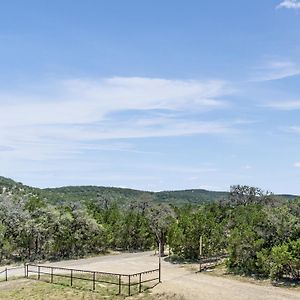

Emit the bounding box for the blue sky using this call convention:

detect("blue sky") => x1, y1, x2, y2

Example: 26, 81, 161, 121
1, 0, 300, 194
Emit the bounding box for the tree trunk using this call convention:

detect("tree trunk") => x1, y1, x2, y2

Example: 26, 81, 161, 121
159, 241, 165, 257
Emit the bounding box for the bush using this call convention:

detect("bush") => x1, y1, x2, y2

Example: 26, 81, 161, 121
269, 240, 300, 280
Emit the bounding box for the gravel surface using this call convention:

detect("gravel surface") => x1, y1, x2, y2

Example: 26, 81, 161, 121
1, 252, 299, 300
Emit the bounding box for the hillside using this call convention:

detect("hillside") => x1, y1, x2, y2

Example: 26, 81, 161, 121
0, 176, 298, 206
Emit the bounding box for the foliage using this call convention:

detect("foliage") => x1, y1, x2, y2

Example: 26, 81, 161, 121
168, 186, 300, 281
0, 177, 299, 282
168, 204, 226, 259
0, 193, 157, 263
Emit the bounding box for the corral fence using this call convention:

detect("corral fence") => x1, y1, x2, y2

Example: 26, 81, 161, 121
0, 266, 25, 282
25, 263, 161, 296
199, 254, 228, 271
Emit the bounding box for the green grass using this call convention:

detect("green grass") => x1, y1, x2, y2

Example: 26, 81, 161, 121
0, 279, 126, 300
26, 267, 159, 296
27, 272, 141, 296
0, 279, 184, 300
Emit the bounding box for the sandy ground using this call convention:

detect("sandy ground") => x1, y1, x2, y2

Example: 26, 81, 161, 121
1, 252, 300, 300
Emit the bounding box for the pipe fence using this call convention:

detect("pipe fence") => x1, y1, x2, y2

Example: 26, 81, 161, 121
0, 266, 25, 282
199, 254, 228, 271
25, 263, 160, 296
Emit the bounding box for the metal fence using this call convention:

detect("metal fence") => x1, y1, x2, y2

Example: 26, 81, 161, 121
0, 266, 25, 282
25, 263, 160, 296
199, 254, 228, 271
0, 268, 8, 281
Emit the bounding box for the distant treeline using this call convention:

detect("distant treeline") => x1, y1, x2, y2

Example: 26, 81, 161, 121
4, 175, 297, 207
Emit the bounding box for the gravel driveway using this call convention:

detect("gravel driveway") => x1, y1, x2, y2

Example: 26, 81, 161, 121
1, 252, 299, 300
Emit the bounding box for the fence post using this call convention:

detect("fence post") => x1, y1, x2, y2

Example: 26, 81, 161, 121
70, 270, 73, 286
118, 274, 121, 295
5, 268, 7, 281
51, 267, 53, 283
38, 266, 40, 280
199, 236, 203, 272
128, 275, 131, 296
26, 264, 28, 278
159, 257, 161, 283
93, 272, 95, 291
139, 273, 142, 293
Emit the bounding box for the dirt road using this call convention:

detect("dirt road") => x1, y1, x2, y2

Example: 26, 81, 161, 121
1, 252, 299, 300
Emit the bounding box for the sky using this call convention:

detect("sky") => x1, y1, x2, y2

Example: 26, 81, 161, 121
0, 0, 300, 194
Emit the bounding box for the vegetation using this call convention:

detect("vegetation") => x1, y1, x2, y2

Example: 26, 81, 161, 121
0, 279, 184, 300
0, 177, 299, 283
168, 185, 300, 281
0, 193, 157, 262
2, 176, 295, 207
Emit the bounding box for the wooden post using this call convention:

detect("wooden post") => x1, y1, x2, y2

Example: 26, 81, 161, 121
93, 272, 96, 291
5, 268, 7, 281
26, 264, 29, 278
199, 236, 203, 272
70, 270, 73, 286
38, 266, 40, 280
51, 267, 53, 283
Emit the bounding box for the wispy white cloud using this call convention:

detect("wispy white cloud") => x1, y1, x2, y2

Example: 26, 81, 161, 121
287, 126, 300, 134
0, 77, 229, 127
252, 60, 300, 81
0, 77, 233, 161
140, 164, 218, 174
293, 162, 300, 168
265, 100, 300, 110
277, 0, 300, 10
243, 165, 252, 170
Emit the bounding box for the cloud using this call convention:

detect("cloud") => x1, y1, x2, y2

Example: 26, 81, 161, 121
294, 162, 300, 168
243, 165, 252, 170
141, 164, 218, 174
277, 0, 300, 10
0, 77, 229, 127
252, 60, 300, 81
265, 100, 300, 110
0, 145, 14, 152
0, 77, 233, 161
288, 126, 300, 134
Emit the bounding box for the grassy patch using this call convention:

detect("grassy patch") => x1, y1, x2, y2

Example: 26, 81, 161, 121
0, 279, 124, 300
26, 267, 159, 296
0, 279, 183, 300
27, 273, 139, 296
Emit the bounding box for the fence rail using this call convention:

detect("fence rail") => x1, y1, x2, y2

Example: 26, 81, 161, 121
25, 263, 160, 296
0, 268, 7, 281
0, 266, 25, 282
199, 254, 228, 271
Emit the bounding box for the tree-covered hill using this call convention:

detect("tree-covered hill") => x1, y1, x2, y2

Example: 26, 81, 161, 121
0, 176, 36, 195
41, 185, 152, 205
154, 189, 228, 205
0, 176, 298, 206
